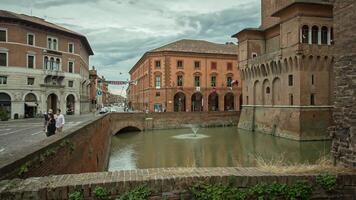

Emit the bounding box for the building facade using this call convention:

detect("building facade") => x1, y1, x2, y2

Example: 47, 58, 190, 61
89, 67, 109, 110
0, 10, 94, 119
233, 0, 334, 140
128, 39, 242, 113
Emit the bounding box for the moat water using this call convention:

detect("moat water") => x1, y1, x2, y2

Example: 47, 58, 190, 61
108, 127, 331, 171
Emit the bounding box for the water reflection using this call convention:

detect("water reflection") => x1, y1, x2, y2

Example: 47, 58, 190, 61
108, 127, 331, 171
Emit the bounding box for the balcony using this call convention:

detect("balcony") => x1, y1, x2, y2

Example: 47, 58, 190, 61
43, 69, 65, 78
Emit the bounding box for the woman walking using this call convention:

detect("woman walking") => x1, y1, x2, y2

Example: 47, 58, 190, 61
46, 113, 56, 137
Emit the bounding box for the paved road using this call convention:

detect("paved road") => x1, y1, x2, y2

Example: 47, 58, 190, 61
0, 113, 97, 164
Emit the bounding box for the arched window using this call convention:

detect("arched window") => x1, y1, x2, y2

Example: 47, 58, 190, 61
53, 39, 57, 50
302, 25, 309, 44
55, 58, 60, 71
330, 27, 334, 44
44, 56, 49, 70
47, 38, 52, 49
321, 26, 328, 44
312, 26, 319, 44
50, 57, 54, 70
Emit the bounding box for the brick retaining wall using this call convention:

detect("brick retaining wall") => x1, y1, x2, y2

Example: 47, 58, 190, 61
0, 168, 355, 199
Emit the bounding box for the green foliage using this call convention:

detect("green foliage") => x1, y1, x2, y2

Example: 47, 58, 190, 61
316, 173, 337, 192
0, 110, 10, 121
69, 191, 84, 200
117, 185, 151, 200
189, 181, 313, 200
18, 162, 30, 176
94, 186, 108, 199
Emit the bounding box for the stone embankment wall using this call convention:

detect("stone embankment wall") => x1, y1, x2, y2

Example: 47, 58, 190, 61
330, 1, 356, 167
0, 112, 240, 180
0, 168, 355, 200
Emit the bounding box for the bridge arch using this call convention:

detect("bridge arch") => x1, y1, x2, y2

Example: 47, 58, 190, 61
115, 126, 142, 135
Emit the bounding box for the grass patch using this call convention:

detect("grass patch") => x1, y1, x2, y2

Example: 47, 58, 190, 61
255, 155, 356, 174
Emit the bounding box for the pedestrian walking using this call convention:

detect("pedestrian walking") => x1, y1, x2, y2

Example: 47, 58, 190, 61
55, 109, 65, 133
46, 113, 56, 137
43, 109, 53, 132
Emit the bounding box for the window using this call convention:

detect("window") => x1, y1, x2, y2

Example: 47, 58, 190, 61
311, 74, 314, 85
302, 25, 309, 44
252, 52, 258, 58
44, 56, 49, 69
154, 104, 162, 112
227, 77, 233, 87
27, 33, 35, 46
288, 74, 293, 86
0, 76, 7, 84
27, 55, 35, 69
156, 92, 160, 97
266, 87, 271, 94
177, 75, 183, 87
194, 61, 200, 69
211, 62, 217, 70
47, 37, 58, 50
177, 60, 183, 68
68, 80, 74, 87
310, 94, 315, 105
194, 76, 200, 87
227, 62, 233, 71
330, 28, 334, 44
50, 57, 54, 70
155, 60, 161, 68
290, 94, 294, 105
246, 96, 249, 104
27, 77, 34, 85
68, 43, 74, 53
312, 26, 319, 44
155, 75, 161, 88
211, 76, 216, 87
0, 29, 6, 42
0, 52, 7, 66
68, 61, 74, 73
321, 26, 328, 45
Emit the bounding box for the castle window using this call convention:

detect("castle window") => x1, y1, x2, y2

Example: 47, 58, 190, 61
211, 76, 216, 87
0, 29, 7, 42
288, 74, 293, 86
27, 55, 35, 69
321, 26, 328, 45
312, 26, 319, 44
194, 61, 200, 69
68, 43, 74, 53
68, 61, 74, 73
227, 77, 233, 87
302, 25, 309, 44
194, 76, 200, 87
227, 62, 233, 71
177, 75, 183, 87
27, 33, 35, 46
177, 60, 183, 68
266, 87, 270, 94
155, 75, 161, 88
310, 94, 315, 105
211, 62, 217, 70
290, 94, 294, 105
155, 60, 161, 68
0, 52, 7, 66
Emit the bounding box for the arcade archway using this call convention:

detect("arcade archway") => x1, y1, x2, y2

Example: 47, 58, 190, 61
66, 94, 75, 115
174, 92, 186, 112
47, 93, 58, 113
208, 92, 219, 111
24, 93, 37, 118
0, 92, 11, 119
224, 93, 235, 111
191, 92, 203, 112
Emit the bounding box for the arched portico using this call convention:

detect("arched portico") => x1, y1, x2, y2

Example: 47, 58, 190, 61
0, 92, 11, 119
191, 92, 203, 112
224, 92, 234, 111
66, 94, 75, 115
174, 92, 186, 112
24, 93, 38, 118
208, 92, 219, 111
47, 93, 58, 113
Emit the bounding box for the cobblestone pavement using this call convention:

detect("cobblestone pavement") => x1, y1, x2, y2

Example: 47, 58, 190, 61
0, 113, 98, 164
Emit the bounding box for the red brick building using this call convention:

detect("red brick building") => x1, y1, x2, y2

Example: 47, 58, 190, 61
128, 39, 242, 113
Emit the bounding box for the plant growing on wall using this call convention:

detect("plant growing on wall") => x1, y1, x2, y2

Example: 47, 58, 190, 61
117, 185, 151, 200
316, 173, 337, 192
0, 110, 10, 121
94, 186, 108, 199
69, 191, 84, 200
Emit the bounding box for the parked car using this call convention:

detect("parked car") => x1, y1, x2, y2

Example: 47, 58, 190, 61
99, 107, 109, 114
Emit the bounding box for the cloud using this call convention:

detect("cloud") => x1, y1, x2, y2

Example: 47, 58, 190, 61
0, 0, 261, 96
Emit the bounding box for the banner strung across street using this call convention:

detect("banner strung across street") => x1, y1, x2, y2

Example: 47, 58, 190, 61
103, 80, 138, 85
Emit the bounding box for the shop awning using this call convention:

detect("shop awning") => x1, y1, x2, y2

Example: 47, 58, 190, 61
25, 102, 37, 107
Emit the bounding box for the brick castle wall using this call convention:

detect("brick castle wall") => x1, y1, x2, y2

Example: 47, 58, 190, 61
330, 0, 356, 167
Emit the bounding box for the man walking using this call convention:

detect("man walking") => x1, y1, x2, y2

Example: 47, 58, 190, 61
56, 109, 65, 133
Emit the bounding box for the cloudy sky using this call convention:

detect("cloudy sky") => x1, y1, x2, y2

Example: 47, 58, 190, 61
1, 0, 261, 95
